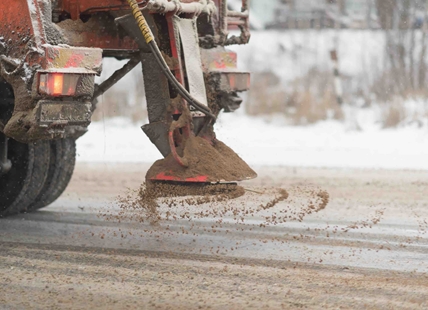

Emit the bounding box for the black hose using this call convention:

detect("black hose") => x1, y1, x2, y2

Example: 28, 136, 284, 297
148, 41, 216, 119
126, 0, 216, 121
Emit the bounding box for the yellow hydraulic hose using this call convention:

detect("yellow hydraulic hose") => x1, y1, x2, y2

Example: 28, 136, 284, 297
126, 0, 154, 44
125, 0, 216, 120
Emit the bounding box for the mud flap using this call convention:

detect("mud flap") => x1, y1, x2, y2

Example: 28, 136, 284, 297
173, 17, 208, 110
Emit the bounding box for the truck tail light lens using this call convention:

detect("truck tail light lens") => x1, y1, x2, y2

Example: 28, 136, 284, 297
39, 73, 81, 97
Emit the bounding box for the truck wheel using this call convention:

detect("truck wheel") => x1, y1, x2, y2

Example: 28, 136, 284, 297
29, 138, 76, 211
0, 135, 50, 217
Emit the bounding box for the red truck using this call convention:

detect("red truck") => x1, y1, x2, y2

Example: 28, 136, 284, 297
0, 0, 255, 217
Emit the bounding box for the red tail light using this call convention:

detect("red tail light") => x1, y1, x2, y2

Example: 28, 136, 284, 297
39, 73, 81, 97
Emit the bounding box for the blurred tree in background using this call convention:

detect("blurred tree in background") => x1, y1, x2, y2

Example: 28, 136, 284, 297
372, 0, 428, 100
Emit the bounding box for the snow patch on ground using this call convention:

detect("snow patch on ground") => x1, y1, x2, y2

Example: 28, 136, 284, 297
77, 113, 428, 170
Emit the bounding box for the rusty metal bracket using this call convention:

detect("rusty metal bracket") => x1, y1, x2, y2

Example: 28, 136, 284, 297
146, 0, 217, 16
93, 56, 140, 100
0, 49, 40, 77
168, 113, 191, 168
200, 0, 250, 48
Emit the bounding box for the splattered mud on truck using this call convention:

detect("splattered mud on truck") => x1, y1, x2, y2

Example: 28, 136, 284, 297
0, 0, 255, 216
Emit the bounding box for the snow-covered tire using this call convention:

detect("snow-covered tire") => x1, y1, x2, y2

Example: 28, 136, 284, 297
29, 138, 76, 211
0, 134, 51, 217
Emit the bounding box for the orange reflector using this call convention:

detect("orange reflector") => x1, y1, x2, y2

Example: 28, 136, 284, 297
52, 73, 64, 96
38, 73, 82, 97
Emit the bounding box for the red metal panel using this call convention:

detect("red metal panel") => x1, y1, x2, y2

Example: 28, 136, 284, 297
150, 172, 209, 183
60, 26, 139, 50
55, 0, 140, 50
0, 0, 34, 57
41, 45, 102, 73
60, 0, 124, 20
166, 13, 185, 84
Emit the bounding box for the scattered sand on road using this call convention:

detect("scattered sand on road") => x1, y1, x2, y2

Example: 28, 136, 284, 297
100, 181, 329, 231
2, 243, 428, 310
3, 164, 428, 309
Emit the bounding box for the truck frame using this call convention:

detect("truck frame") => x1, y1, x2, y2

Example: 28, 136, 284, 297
0, 0, 254, 217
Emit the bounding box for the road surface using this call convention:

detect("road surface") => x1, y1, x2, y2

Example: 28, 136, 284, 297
1, 163, 428, 309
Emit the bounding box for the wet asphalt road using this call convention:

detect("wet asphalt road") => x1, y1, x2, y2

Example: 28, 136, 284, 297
1, 163, 428, 309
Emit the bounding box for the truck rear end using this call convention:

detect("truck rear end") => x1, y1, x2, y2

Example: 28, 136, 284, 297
0, 0, 255, 216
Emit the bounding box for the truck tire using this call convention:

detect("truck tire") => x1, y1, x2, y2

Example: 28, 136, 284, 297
29, 138, 76, 211
0, 134, 50, 217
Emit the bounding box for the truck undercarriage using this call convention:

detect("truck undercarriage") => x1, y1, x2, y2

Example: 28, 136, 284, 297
0, 0, 255, 216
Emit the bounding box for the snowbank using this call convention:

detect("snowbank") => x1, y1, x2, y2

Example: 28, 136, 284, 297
77, 112, 428, 170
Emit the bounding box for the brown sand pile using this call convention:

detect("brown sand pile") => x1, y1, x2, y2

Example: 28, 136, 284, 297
146, 137, 257, 182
